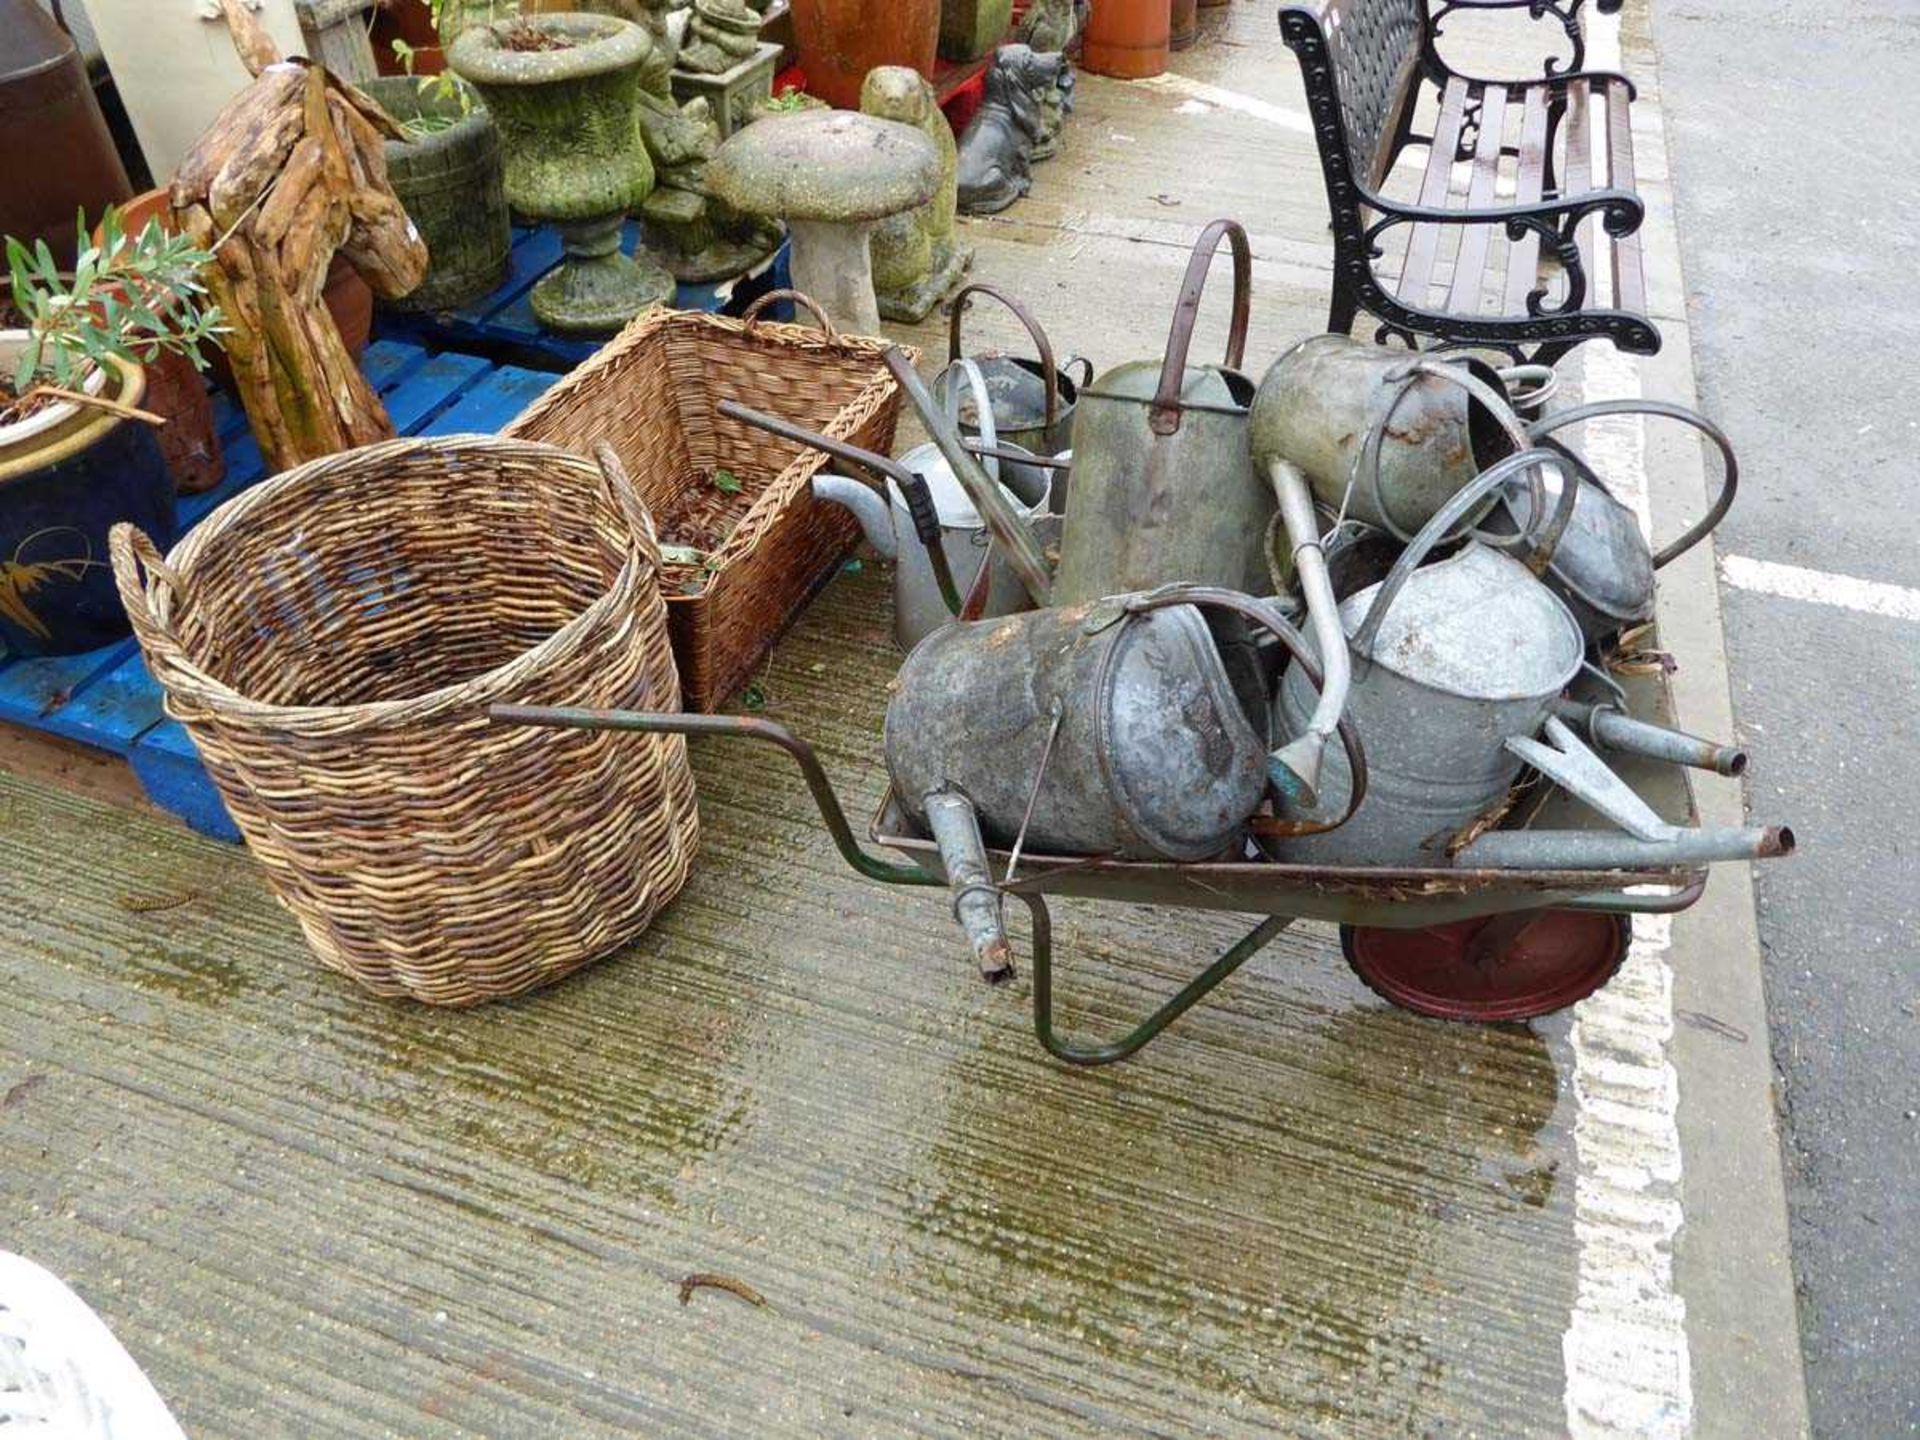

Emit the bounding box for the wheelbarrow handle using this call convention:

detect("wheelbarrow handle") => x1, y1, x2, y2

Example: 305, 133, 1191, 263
718, 398, 964, 619
487, 705, 944, 889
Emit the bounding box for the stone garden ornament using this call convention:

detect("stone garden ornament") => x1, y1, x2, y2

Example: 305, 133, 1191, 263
706, 109, 939, 337
860, 66, 974, 324
956, 44, 1072, 214
632, 32, 782, 282
677, 0, 762, 73
448, 11, 675, 334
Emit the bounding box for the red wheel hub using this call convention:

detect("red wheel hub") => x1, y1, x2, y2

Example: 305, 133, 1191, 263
1340, 910, 1632, 1022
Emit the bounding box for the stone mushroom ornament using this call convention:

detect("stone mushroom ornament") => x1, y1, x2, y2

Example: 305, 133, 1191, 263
706, 109, 940, 337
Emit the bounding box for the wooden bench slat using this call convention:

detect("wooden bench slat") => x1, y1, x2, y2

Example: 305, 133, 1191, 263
1502, 86, 1552, 315
1396, 77, 1472, 310
1446, 83, 1510, 315
1561, 79, 1598, 310
1606, 81, 1647, 317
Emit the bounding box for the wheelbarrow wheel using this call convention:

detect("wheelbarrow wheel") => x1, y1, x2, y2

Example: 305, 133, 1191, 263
1339, 910, 1632, 1022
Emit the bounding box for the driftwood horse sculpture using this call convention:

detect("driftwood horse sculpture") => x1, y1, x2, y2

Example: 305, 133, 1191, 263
171, 0, 427, 471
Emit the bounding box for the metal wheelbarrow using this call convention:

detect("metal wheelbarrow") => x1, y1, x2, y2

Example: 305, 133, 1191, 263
493, 660, 1785, 1066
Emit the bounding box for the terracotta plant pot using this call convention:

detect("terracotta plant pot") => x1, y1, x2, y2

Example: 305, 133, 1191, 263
1081, 0, 1169, 78
789, 0, 939, 110
0, 0, 132, 268
358, 77, 512, 312
0, 344, 173, 656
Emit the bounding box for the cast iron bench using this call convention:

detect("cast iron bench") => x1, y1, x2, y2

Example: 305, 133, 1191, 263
1280, 0, 1658, 364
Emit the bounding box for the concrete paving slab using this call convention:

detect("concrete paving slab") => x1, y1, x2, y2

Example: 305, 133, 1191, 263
0, 2, 1810, 1435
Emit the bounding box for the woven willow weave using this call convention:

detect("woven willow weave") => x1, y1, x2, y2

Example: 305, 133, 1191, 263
110, 435, 700, 1006
505, 290, 911, 711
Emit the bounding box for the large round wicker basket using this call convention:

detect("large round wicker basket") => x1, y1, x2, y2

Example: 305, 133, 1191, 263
109, 435, 700, 1006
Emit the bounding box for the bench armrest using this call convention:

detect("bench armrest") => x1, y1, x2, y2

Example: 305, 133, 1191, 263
1364, 186, 1646, 238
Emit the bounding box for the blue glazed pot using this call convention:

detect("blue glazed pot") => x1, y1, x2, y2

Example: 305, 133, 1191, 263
0, 352, 175, 657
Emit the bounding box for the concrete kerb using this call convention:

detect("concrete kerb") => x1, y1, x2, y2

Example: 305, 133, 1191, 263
1623, 3, 1813, 1431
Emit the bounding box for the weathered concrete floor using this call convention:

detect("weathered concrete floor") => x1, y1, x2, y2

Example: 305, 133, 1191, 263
0, 563, 1579, 1438
0, 6, 1666, 1436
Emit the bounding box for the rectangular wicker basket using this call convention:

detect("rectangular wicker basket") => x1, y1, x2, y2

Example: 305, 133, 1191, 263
505, 292, 912, 711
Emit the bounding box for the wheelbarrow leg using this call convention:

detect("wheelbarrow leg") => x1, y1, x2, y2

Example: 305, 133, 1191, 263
1017, 893, 1295, 1066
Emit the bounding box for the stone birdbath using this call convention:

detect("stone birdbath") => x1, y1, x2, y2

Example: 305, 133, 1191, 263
448, 12, 675, 334
706, 109, 940, 337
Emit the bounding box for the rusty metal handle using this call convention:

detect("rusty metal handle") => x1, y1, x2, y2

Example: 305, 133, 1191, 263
718, 398, 963, 618
1149, 218, 1252, 436
1527, 399, 1738, 569
1351, 446, 1577, 662
488, 706, 944, 888
1357, 358, 1542, 551
947, 281, 1061, 432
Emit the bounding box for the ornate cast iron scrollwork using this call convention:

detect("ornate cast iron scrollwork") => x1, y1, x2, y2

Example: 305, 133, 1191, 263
1428, 0, 1590, 77
1279, 1, 1660, 364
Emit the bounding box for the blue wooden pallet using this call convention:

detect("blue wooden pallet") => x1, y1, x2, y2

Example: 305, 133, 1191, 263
376, 222, 793, 372
0, 339, 559, 843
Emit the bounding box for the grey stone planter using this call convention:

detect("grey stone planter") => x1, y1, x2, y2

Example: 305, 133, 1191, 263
360, 76, 511, 313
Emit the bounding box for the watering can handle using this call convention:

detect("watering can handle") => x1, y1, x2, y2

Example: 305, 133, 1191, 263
1357, 358, 1539, 551
943, 357, 1001, 485
1527, 399, 1738, 569
1117, 584, 1371, 836
1149, 218, 1252, 437
1350, 446, 1578, 662
948, 282, 1062, 433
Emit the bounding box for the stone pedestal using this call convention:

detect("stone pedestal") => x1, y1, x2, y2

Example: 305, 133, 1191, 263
670, 40, 781, 137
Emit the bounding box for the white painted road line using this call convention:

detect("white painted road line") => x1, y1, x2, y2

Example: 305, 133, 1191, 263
1719, 554, 1920, 625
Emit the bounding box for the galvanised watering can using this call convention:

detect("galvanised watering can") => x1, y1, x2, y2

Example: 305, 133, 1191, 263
1266, 448, 1584, 867
1248, 337, 1523, 537
811, 359, 1055, 649
1051, 219, 1267, 605
1490, 399, 1739, 647
932, 282, 1091, 469
884, 585, 1361, 864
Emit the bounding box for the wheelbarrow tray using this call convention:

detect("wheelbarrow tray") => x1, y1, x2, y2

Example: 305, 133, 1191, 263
871, 666, 1706, 930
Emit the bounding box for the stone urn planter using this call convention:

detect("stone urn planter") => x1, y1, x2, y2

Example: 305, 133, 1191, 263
447, 12, 675, 334
359, 76, 512, 312
788, 0, 939, 110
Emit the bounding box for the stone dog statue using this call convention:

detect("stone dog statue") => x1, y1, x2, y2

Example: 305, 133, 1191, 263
956, 45, 1070, 215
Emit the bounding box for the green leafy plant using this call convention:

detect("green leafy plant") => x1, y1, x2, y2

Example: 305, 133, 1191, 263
4, 209, 224, 405
711, 468, 744, 495
390, 39, 477, 137
764, 86, 812, 112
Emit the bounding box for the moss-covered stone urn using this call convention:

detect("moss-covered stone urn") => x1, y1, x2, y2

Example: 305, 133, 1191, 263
447, 12, 675, 333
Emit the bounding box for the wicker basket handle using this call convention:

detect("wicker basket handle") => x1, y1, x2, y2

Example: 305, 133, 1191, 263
740, 288, 838, 338
591, 443, 661, 570
108, 522, 188, 644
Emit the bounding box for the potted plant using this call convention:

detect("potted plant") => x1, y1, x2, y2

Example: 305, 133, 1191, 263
0, 211, 222, 656
360, 57, 513, 312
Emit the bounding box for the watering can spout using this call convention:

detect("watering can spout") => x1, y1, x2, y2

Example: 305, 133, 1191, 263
1267, 736, 1323, 810
922, 789, 1015, 984
1264, 458, 1346, 809
810, 474, 898, 559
